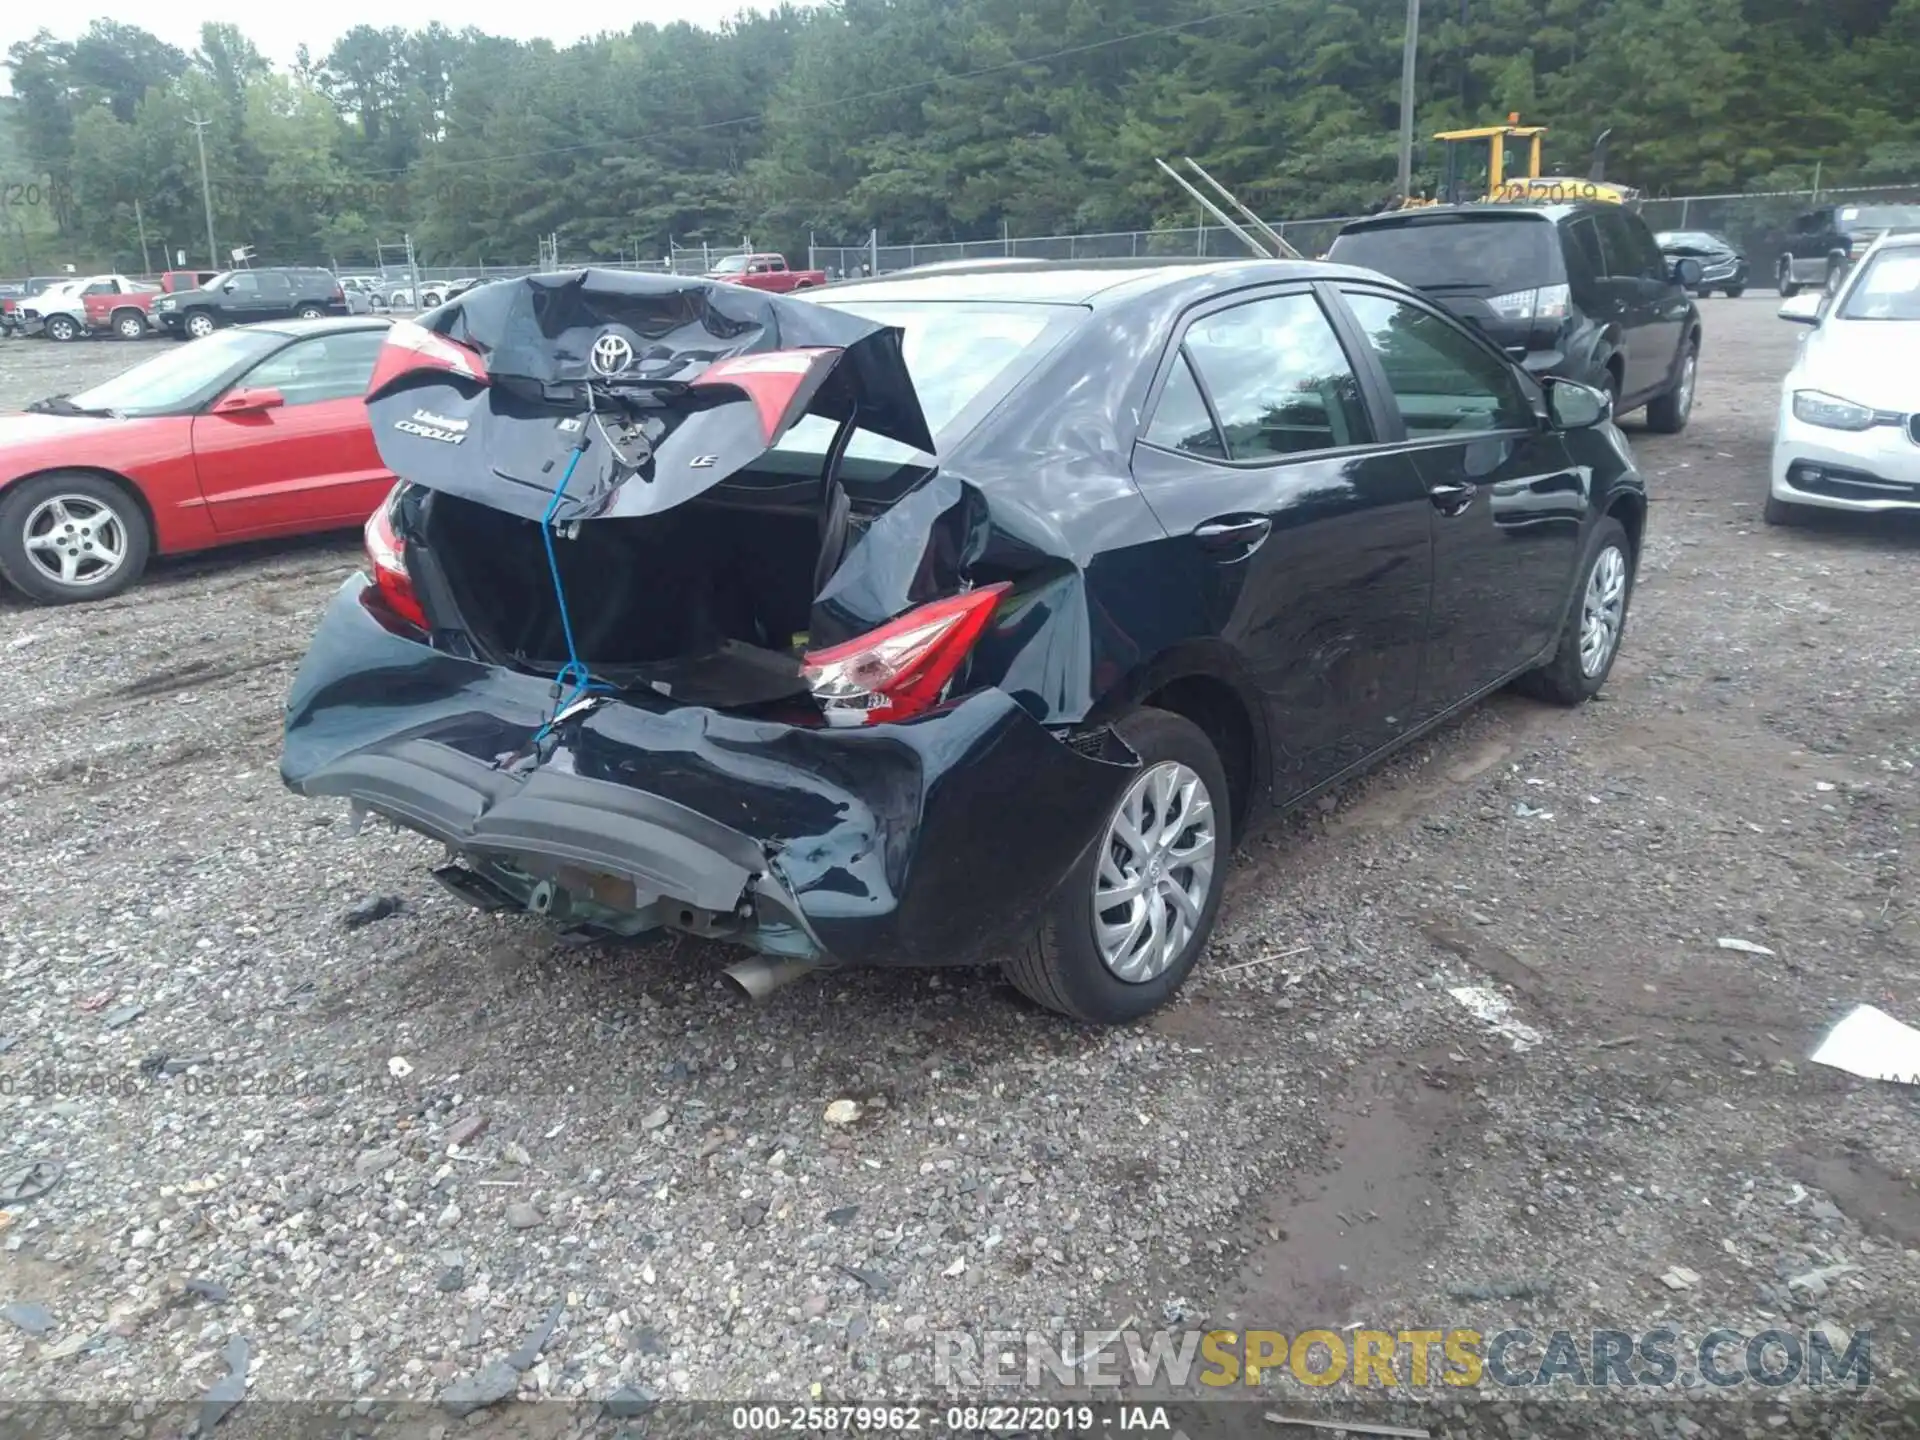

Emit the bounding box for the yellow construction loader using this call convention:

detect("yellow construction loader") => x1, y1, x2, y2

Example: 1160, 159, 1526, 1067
1402, 115, 1637, 208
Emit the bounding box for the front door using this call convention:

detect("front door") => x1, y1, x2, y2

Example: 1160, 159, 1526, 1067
1128, 286, 1434, 796
192, 329, 392, 535
1334, 285, 1587, 711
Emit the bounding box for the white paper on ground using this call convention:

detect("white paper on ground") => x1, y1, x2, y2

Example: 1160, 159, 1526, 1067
1448, 985, 1543, 1052
1809, 1005, 1920, 1084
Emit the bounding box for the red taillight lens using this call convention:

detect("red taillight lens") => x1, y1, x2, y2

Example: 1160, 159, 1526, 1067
362, 488, 427, 631
366, 319, 489, 400
800, 584, 1009, 727
692, 348, 838, 444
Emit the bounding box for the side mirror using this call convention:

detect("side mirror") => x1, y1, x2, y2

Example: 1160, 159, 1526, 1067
1546, 379, 1610, 430
1672, 257, 1704, 288
211, 386, 285, 415
1778, 291, 1824, 326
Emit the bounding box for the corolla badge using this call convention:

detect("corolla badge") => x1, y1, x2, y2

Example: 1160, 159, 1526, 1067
590, 332, 635, 376
394, 409, 468, 445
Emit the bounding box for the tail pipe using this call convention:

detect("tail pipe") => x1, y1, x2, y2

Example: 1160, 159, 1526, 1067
722, 954, 826, 1001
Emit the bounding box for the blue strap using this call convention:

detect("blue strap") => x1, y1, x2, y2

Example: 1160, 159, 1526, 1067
532, 441, 611, 743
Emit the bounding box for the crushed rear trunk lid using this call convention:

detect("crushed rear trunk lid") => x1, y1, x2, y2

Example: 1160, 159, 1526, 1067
365, 268, 934, 526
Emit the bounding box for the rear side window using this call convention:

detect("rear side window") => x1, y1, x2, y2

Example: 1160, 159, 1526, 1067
1329, 218, 1555, 291
1564, 217, 1605, 282
1341, 291, 1536, 437
1177, 293, 1372, 459
1144, 352, 1227, 459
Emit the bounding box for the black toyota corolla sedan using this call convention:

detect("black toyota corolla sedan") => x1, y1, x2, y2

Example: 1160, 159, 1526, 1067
281, 263, 1645, 1024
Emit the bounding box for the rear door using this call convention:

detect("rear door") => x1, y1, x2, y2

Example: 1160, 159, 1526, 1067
1591, 207, 1663, 399
192, 329, 392, 535
1334, 284, 1585, 709
1128, 285, 1434, 792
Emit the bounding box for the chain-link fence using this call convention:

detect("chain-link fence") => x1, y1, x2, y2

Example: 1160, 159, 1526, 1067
809, 182, 1920, 281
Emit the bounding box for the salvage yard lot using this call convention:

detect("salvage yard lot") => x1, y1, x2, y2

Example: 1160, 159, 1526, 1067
1, 305, 1917, 1432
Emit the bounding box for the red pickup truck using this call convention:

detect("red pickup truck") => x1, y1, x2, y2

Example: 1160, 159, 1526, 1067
85, 270, 218, 338
704, 253, 827, 292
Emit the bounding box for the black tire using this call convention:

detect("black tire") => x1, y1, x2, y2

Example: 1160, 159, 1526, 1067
44, 314, 79, 342
1004, 707, 1231, 1024
184, 309, 218, 339
0, 471, 152, 604
1725, 286, 1745, 298
1777, 259, 1799, 298
295, 304, 326, 320
1643, 337, 1697, 435
1513, 516, 1634, 707
1764, 494, 1808, 527
112, 309, 146, 340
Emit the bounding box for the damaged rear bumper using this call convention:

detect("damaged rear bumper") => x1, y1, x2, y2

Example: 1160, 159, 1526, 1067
282, 577, 1138, 968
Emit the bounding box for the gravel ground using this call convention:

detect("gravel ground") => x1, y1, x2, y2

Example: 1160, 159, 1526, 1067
0, 309, 1916, 1437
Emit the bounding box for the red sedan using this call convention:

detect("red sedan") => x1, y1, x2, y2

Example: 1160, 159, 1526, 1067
0, 317, 395, 604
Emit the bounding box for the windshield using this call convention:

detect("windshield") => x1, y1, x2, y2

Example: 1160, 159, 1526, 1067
1840, 206, 1920, 230
774, 299, 1066, 464
66, 328, 287, 416
710, 255, 751, 275
1656, 232, 1723, 250
1329, 217, 1555, 290
1836, 246, 1920, 321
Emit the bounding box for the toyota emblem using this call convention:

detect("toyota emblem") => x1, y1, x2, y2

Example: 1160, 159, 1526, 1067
589, 332, 635, 377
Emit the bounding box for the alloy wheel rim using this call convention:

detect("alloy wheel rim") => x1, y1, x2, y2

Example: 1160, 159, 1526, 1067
23, 494, 128, 588
1092, 760, 1217, 983
1676, 352, 1696, 416
187, 314, 214, 337
1579, 545, 1628, 678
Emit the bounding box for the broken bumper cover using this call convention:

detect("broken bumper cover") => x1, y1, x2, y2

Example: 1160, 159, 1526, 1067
282, 577, 1137, 969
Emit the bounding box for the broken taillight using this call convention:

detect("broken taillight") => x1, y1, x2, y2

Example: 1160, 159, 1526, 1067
362, 487, 427, 631
366, 319, 488, 400
801, 584, 1009, 727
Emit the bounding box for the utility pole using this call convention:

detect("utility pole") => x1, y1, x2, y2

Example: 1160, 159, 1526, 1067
134, 197, 152, 275
1397, 0, 1421, 201
189, 116, 219, 269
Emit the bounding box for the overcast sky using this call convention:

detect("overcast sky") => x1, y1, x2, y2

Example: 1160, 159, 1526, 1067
4, 1, 803, 74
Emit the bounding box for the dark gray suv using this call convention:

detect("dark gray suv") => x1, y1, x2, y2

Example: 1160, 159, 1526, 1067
1328, 202, 1703, 432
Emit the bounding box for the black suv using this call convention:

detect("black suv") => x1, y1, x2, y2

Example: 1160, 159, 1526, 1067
1776, 203, 1920, 297
153, 267, 347, 340
1327, 202, 1703, 432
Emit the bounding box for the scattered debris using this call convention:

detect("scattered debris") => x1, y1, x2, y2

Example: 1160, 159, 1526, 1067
76, 988, 114, 1011
439, 1360, 519, 1417
99, 1004, 144, 1029
1716, 936, 1776, 957
823, 1099, 862, 1126
342, 894, 404, 929
1445, 1278, 1552, 1303
38, 1330, 98, 1362
837, 1263, 893, 1295
1660, 1266, 1701, 1291
182, 1279, 230, 1303
387, 1055, 414, 1079
355, 1147, 403, 1177
502, 1141, 532, 1167
603, 1384, 656, 1420
191, 1335, 250, 1434
824, 1205, 859, 1227
1787, 1262, 1860, 1291
1810, 1005, 1920, 1084
505, 1202, 544, 1230
446, 1114, 489, 1149
942, 1256, 966, 1278
0, 1160, 65, 1206
640, 1106, 670, 1131
1513, 802, 1555, 821
1265, 1414, 1430, 1438
1, 1302, 54, 1336
1597, 1035, 1640, 1050
1216, 943, 1311, 976
505, 1302, 562, 1371
1448, 986, 1543, 1052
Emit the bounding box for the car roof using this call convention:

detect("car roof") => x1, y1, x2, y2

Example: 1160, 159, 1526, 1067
818, 256, 1361, 307
243, 316, 390, 339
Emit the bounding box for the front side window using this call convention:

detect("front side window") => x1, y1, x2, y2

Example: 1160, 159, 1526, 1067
1176, 293, 1371, 460
67, 329, 287, 416
1342, 291, 1536, 438
1836, 247, 1920, 321
238, 330, 387, 406
224, 273, 259, 295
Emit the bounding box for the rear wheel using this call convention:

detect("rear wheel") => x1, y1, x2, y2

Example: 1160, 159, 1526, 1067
295, 303, 326, 320
1764, 494, 1809, 527
0, 472, 152, 604
1644, 339, 1697, 434
113, 309, 146, 339
45, 314, 79, 342
184, 309, 217, 339
1776, 258, 1799, 298
1004, 707, 1229, 1024
1514, 517, 1633, 706
1725, 285, 1745, 298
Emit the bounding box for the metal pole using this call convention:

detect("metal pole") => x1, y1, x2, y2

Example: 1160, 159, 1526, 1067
189, 115, 219, 268
1397, 0, 1421, 201
869, 227, 878, 275
134, 197, 152, 275
1811, 159, 1822, 206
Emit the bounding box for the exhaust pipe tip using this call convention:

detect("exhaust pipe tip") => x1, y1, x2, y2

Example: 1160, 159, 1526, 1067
722, 954, 824, 1002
